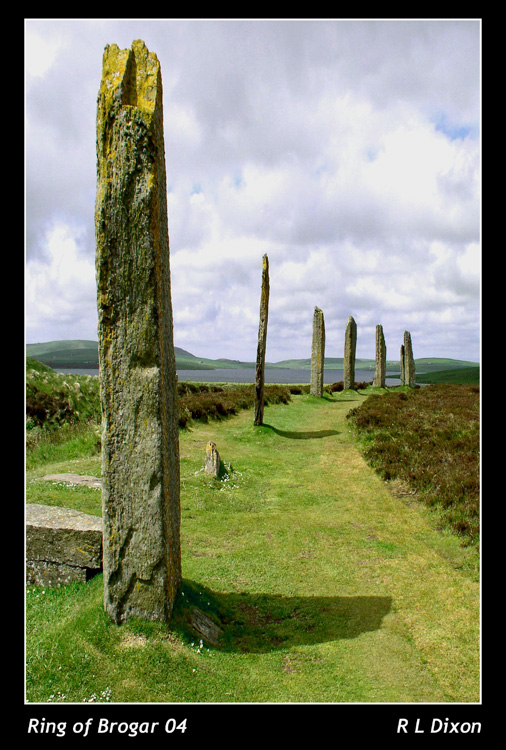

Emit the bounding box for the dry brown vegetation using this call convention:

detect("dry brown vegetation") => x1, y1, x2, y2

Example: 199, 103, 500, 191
177, 382, 292, 428
347, 384, 480, 547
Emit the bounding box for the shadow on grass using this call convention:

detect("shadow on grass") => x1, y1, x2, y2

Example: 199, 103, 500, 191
175, 579, 392, 654
262, 423, 339, 440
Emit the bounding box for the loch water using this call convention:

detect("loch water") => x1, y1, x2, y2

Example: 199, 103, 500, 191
57, 366, 402, 386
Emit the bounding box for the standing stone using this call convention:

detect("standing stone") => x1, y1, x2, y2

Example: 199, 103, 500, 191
344, 316, 357, 389
373, 324, 387, 388
95, 40, 181, 624
401, 331, 416, 387
254, 254, 270, 426
205, 441, 221, 478
310, 307, 325, 397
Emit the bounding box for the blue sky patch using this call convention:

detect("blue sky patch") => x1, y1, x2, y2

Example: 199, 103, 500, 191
433, 114, 478, 141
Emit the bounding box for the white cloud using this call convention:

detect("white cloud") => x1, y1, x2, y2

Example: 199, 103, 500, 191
25, 222, 97, 342
25, 19, 481, 362
457, 242, 480, 281
25, 28, 68, 78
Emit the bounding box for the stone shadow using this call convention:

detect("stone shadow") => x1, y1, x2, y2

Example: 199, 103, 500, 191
177, 579, 392, 654
262, 424, 339, 440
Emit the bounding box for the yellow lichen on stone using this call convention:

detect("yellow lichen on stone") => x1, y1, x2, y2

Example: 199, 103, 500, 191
99, 44, 131, 102
130, 40, 161, 115
96, 39, 180, 626
98, 40, 160, 119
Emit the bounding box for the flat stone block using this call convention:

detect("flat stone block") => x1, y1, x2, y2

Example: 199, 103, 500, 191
26, 503, 103, 571
26, 559, 89, 587
43, 473, 102, 488
191, 607, 223, 646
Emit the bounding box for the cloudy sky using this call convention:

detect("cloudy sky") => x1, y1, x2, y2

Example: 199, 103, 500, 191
25, 19, 481, 363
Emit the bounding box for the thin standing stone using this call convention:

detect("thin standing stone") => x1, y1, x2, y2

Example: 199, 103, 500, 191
310, 307, 325, 397
344, 316, 357, 389
402, 331, 416, 387
373, 324, 387, 388
254, 254, 270, 426
95, 40, 181, 624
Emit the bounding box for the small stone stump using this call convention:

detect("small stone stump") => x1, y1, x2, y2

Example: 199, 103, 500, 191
205, 441, 222, 478
26, 504, 103, 586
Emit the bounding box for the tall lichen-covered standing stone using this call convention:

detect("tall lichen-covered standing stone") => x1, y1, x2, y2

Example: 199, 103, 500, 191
344, 316, 357, 389
254, 254, 270, 426
373, 324, 386, 388
95, 40, 181, 624
401, 331, 416, 387
310, 307, 325, 397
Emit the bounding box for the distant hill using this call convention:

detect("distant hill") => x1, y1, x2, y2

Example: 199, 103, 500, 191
25, 340, 210, 370
415, 367, 480, 385
413, 358, 479, 372
271, 357, 393, 370
26, 340, 100, 368
26, 340, 479, 374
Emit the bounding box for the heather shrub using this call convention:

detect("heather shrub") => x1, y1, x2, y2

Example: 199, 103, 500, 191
26, 359, 101, 430
347, 384, 480, 547
178, 384, 292, 428
329, 381, 370, 393
288, 385, 310, 395
26, 359, 294, 438
329, 381, 344, 392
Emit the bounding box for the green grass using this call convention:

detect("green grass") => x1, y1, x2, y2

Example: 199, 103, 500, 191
25, 387, 480, 704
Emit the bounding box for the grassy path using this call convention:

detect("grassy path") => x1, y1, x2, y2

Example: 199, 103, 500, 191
25, 393, 480, 703
176, 392, 479, 702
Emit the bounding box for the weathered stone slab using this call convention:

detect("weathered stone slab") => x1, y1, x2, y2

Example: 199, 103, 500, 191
205, 441, 221, 478
310, 307, 325, 397
254, 254, 270, 426
191, 607, 223, 646
26, 504, 103, 586
43, 473, 102, 488
373, 324, 386, 388
344, 315, 357, 389
95, 40, 181, 624
26, 560, 89, 586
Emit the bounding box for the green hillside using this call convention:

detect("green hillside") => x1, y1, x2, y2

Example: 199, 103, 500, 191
26, 340, 479, 375
414, 358, 479, 372
26, 340, 98, 355
26, 341, 215, 371
416, 367, 480, 385
26, 340, 99, 368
